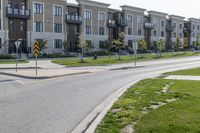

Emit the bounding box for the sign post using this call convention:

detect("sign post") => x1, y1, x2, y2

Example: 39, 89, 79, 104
15, 40, 21, 72
133, 41, 138, 67
33, 41, 39, 76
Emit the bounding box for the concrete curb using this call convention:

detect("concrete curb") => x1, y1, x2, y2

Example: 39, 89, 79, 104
71, 73, 160, 133
0, 71, 90, 79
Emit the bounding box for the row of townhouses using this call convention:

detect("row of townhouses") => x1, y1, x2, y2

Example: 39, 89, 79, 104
0, 0, 200, 55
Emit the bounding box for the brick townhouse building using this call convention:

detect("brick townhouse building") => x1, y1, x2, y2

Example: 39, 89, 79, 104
0, 0, 200, 55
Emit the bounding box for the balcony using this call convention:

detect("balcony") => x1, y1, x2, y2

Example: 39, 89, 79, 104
107, 19, 116, 28
166, 25, 175, 32
6, 7, 30, 19
184, 27, 193, 33
117, 19, 128, 27
144, 22, 154, 29
66, 15, 82, 24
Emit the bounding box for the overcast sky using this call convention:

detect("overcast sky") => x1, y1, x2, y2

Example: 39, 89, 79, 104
68, 0, 200, 19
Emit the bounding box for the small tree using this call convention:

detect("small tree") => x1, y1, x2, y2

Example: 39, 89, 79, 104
102, 40, 113, 58
40, 39, 48, 55
157, 39, 166, 57
78, 34, 93, 62
138, 38, 147, 57
111, 32, 125, 59
63, 40, 70, 55
175, 37, 180, 52
195, 34, 200, 52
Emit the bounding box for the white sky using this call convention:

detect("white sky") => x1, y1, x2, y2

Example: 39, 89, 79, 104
68, 0, 200, 19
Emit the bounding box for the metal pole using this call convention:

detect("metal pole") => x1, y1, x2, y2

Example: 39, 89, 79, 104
36, 56, 38, 76
16, 48, 18, 72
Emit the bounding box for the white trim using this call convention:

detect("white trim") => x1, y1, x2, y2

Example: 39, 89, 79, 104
1, 0, 3, 31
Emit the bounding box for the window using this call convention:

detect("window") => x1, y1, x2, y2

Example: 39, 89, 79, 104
138, 29, 142, 36
161, 21, 165, 27
193, 33, 195, 37
127, 15, 133, 23
180, 33, 183, 38
161, 31, 165, 37
9, 20, 14, 32
54, 39, 62, 49
180, 24, 183, 29
34, 3, 43, 14
0, 19, 1, 30
173, 23, 176, 29
84, 10, 91, 20
34, 22, 43, 32
20, 21, 24, 32
99, 41, 105, 49
173, 32, 176, 38
193, 25, 195, 30
85, 26, 91, 35
128, 28, 132, 35
98, 13, 105, 21
154, 30, 157, 37
54, 6, 62, 16
137, 16, 143, 36
54, 23, 62, 33
198, 25, 200, 30
128, 40, 133, 49
99, 27, 105, 35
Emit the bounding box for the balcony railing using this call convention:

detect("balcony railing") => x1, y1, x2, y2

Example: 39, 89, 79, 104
66, 15, 82, 24
166, 25, 175, 32
6, 7, 30, 19
144, 22, 154, 29
117, 19, 128, 27
107, 19, 116, 28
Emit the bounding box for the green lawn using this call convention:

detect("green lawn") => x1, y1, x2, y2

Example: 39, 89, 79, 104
165, 68, 200, 76
0, 60, 29, 64
96, 79, 200, 133
52, 52, 198, 67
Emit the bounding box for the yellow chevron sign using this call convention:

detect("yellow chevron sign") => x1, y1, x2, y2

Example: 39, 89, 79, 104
33, 41, 39, 57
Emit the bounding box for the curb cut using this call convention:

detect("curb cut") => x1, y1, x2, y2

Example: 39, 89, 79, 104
0, 71, 90, 79
71, 73, 160, 133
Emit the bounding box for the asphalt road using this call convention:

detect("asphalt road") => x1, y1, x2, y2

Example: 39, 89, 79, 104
1, 57, 200, 133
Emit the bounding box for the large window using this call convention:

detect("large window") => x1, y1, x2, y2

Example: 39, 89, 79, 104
20, 21, 24, 32
99, 41, 105, 49
34, 3, 43, 14
54, 23, 62, 33
34, 22, 43, 32
128, 28, 132, 35
161, 21, 165, 27
154, 30, 157, 37
54, 6, 62, 16
84, 10, 91, 20
161, 31, 165, 37
99, 27, 105, 35
127, 15, 133, 23
9, 20, 14, 32
54, 39, 62, 49
137, 16, 143, 36
85, 26, 91, 35
98, 13, 105, 21
180, 24, 183, 29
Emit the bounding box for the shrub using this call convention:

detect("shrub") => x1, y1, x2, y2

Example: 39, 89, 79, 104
0, 54, 14, 59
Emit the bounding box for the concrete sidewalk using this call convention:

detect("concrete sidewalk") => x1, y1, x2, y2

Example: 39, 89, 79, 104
165, 75, 200, 81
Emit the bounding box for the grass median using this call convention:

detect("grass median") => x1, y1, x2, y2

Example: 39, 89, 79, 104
165, 68, 200, 76
96, 78, 200, 133
52, 52, 198, 67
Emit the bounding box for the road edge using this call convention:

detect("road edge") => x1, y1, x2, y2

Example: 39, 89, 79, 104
71, 73, 160, 133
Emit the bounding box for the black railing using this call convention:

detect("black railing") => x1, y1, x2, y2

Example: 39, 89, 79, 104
144, 22, 154, 29
66, 15, 82, 24
6, 7, 30, 19
117, 19, 128, 27
166, 25, 175, 32
107, 19, 116, 28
